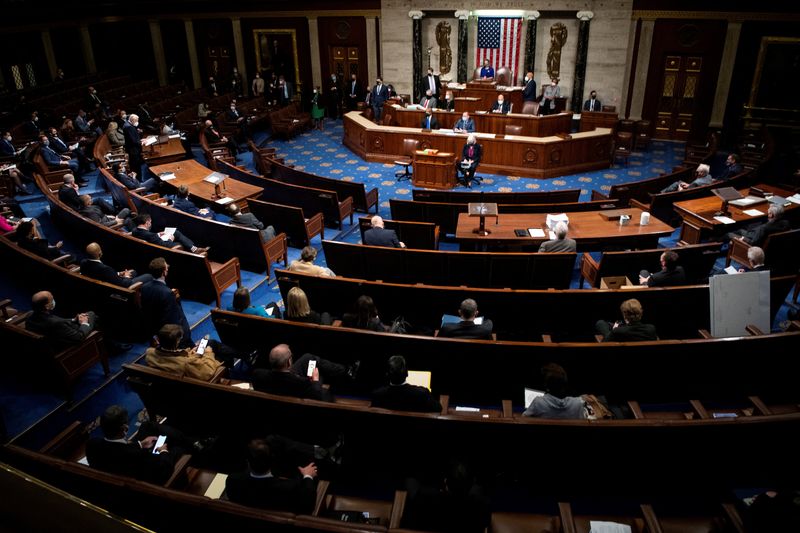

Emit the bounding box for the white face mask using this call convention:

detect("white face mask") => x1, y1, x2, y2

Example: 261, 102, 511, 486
497, 100, 503, 105
49, 299, 56, 311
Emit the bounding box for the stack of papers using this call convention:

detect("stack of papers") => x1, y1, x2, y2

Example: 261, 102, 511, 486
713, 215, 736, 224
143, 135, 158, 146
231, 382, 252, 390
158, 172, 176, 181
215, 197, 234, 205
407, 370, 432, 391
524, 388, 545, 408
204, 473, 229, 499
724, 266, 740, 275
159, 227, 177, 241
589, 521, 632, 533
455, 406, 480, 412
545, 213, 569, 231
204, 172, 226, 184
527, 228, 546, 238
742, 208, 764, 217
787, 193, 800, 205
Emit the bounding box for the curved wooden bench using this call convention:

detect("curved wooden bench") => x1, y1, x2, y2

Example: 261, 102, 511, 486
412, 188, 581, 204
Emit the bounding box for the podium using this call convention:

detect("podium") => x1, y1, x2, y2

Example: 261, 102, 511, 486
412, 150, 457, 189
468, 202, 499, 236
580, 110, 619, 133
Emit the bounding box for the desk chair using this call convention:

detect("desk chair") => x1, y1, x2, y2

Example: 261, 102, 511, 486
394, 138, 419, 181
613, 132, 633, 167
457, 160, 482, 188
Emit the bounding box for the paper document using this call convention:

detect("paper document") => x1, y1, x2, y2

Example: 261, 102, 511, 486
545, 213, 569, 231
713, 216, 736, 224
231, 382, 252, 390
69, 143, 79, 151
527, 228, 545, 238
160, 227, 176, 241
77, 456, 89, 466
724, 266, 739, 275
143, 135, 158, 146
455, 406, 480, 412
589, 521, 632, 533
204, 171, 226, 184
743, 209, 764, 217
548, 230, 556, 240
767, 196, 786, 205
215, 196, 234, 205
787, 194, 800, 205
524, 388, 545, 408
729, 196, 763, 207
158, 172, 176, 181
204, 473, 229, 499
168, 133, 181, 139
712, 412, 738, 418
407, 370, 432, 391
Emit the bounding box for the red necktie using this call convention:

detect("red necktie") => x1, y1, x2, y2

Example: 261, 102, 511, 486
468, 146, 474, 158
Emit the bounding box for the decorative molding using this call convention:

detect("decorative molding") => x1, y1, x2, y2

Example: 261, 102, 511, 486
631, 10, 800, 22
576, 11, 594, 22
454, 10, 470, 20
408, 10, 424, 20
526, 11, 541, 21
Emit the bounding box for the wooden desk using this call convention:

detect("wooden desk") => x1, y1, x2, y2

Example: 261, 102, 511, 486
580, 111, 619, 133
412, 151, 456, 189
455, 208, 673, 251
449, 83, 524, 112
150, 159, 263, 210
388, 107, 572, 137
143, 138, 186, 166
673, 184, 799, 244
343, 111, 612, 179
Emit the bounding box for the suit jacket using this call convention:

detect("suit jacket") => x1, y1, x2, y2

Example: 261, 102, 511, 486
717, 163, 744, 181
173, 196, 207, 217
79, 204, 115, 226
204, 128, 224, 144
132, 227, 178, 249
420, 115, 439, 130
371, 84, 389, 107
648, 266, 686, 287
231, 212, 264, 231
80, 258, 148, 288
348, 79, 363, 99
419, 96, 438, 110
538, 238, 577, 253
604, 321, 658, 342
41, 145, 64, 167
252, 369, 332, 402
145, 346, 221, 381
122, 122, 142, 157
522, 79, 537, 101
0, 138, 15, 156
421, 74, 441, 99
225, 472, 317, 514
491, 101, 510, 114
583, 98, 602, 112
225, 108, 243, 122
18, 237, 61, 260
107, 129, 126, 147
58, 185, 82, 211
279, 82, 294, 104
363, 227, 401, 248
372, 384, 442, 413
454, 118, 475, 133
744, 218, 790, 246
116, 171, 141, 190
25, 311, 94, 348
49, 136, 70, 154
437, 319, 494, 340
140, 279, 192, 343
461, 143, 482, 167
85, 438, 175, 485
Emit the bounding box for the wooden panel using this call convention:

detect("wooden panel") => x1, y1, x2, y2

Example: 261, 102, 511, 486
391, 107, 572, 137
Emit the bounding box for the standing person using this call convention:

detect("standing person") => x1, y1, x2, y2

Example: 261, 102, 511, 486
310, 87, 325, 131
278, 76, 293, 106
420, 67, 440, 100
346, 73, 363, 111
251, 72, 265, 97
230, 67, 243, 97
370, 78, 389, 123
522, 72, 537, 105
327, 73, 342, 120
122, 114, 144, 176
541, 78, 561, 115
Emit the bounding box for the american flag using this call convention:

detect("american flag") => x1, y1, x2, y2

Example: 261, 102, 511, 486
476, 17, 523, 82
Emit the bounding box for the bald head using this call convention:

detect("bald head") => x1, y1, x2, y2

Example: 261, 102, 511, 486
80, 194, 92, 207
63, 174, 75, 185
86, 242, 102, 259
269, 344, 292, 371
32, 291, 53, 312
371, 215, 384, 228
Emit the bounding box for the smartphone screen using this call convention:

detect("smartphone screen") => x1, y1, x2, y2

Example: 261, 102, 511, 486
306, 359, 317, 377
152, 435, 167, 454
196, 337, 209, 355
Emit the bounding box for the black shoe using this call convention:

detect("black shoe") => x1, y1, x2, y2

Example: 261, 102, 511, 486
77, 180, 90, 187
16, 187, 31, 196
193, 436, 218, 454
325, 434, 345, 465
347, 360, 360, 380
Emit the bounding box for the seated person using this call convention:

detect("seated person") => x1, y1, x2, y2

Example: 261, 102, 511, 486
111, 161, 157, 192
453, 111, 475, 133
490, 94, 510, 114
251, 344, 355, 402
595, 298, 658, 342
342, 295, 388, 332
726, 204, 789, 247
583, 90, 602, 112
717, 153, 743, 181
0, 130, 16, 156
145, 324, 222, 381
227, 203, 276, 241
457, 135, 482, 188
284, 287, 331, 325
288, 246, 335, 277
420, 108, 439, 130
639, 250, 686, 287
229, 286, 280, 318
660, 163, 714, 193
538, 221, 576, 252
437, 298, 494, 340
78, 194, 131, 227
15, 221, 65, 260
47, 126, 90, 173
203, 119, 238, 156
440, 90, 455, 111
363, 216, 405, 248
419, 89, 437, 110
59, 174, 105, 211
106, 121, 125, 148
479, 59, 494, 79
742, 246, 767, 272
523, 363, 587, 419
25, 290, 96, 349
39, 134, 82, 179
171, 184, 213, 218
225, 437, 318, 514
131, 214, 209, 254
80, 242, 151, 287
371, 355, 442, 413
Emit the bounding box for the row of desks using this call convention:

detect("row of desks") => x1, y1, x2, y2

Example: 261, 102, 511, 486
388, 107, 572, 137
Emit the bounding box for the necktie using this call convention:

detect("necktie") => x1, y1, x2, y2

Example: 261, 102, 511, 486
591, 100, 595, 112
426, 117, 430, 128
468, 146, 473, 158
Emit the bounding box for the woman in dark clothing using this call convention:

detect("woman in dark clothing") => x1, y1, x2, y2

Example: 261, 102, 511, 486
284, 287, 331, 325
15, 221, 65, 260
342, 294, 387, 332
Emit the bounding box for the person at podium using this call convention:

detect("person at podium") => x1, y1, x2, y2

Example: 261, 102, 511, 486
453, 112, 475, 134
583, 90, 602, 112
490, 94, 510, 114
479, 59, 494, 79
541, 78, 561, 115
421, 108, 439, 130
457, 134, 482, 188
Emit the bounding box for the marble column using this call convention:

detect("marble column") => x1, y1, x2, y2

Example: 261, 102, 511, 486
184, 19, 202, 90
409, 11, 423, 103
523, 12, 540, 81
231, 17, 249, 96
455, 11, 469, 84
628, 19, 654, 121
149, 21, 169, 87
709, 22, 742, 128
571, 11, 593, 112
307, 16, 322, 90
40, 30, 58, 81
366, 16, 379, 83
79, 24, 97, 74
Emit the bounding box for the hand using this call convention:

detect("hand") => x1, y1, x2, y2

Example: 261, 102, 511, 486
139, 436, 158, 449
311, 367, 320, 382
612, 321, 620, 329
298, 462, 318, 478
155, 444, 169, 454
77, 313, 90, 325
639, 275, 649, 285
122, 269, 134, 278
130, 171, 137, 178
399, 242, 407, 248
55, 241, 63, 248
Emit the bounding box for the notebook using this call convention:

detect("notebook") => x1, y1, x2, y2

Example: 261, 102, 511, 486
204, 473, 229, 499
524, 388, 545, 408
527, 228, 546, 238
406, 370, 432, 391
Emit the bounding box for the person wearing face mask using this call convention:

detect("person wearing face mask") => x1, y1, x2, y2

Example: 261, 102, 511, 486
310, 86, 326, 130
347, 73, 363, 111
583, 90, 602, 113
252, 72, 265, 97
541, 78, 561, 115
490, 94, 510, 114
1, 131, 16, 156
522, 72, 537, 104
15, 220, 67, 261
230, 67, 242, 97
122, 113, 144, 175
453, 112, 475, 134
441, 90, 455, 112
87, 86, 103, 111
370, 77, 389, 123
421, 67, 441, 100
25, 291, 97, 350
39, 134, 82, 177
327, 73, 342, 120
22, 112, 40, 137
225, 101, 249, 140
419, 89, 437, 111
278, 76, 293, 106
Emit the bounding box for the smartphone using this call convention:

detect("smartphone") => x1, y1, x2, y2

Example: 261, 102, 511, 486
196, 336, 209, 355
306, 359, 317, 377
152, 435, 167, 454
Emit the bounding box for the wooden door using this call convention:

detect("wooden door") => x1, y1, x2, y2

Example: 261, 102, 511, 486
654, 55, 703, 141
329, 46, 360, 81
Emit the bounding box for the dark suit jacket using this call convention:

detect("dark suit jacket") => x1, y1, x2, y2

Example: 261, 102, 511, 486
41, 145, 64, 167
421, 74, 441, 99
363, 227, 401, 248
80, 259, 149, 288
491, 101, 510, 114
461, 143, 482, 167
604, 321, 658, 342
58, 185, 82, 211
132, 227, 178, 249
440, 98, 455, 111
116, 171, 141, 190
538, 238, 577, 253
252, 369, 332, 402
0, 138, 15, 156
437, 319, 494, 340
648, 266, 686, 287
173, 196, 207, 217
420, 115, 439, 130
744, 218, 790, 247
583, 98, 602, 112
79, 204, 114, 226
522, 79, 537, 101
371, 84, 389, 107
18, 236, 61, 260
225, 471, 317, 514
122, 122, 142, 157
49, 136, 70, 154
717, 163, 743, 181
348, 79, 363, 99
225, 108, 243, 122
372, 384, 442, 413
204, 128, 224, 144
25, 311, 93, 348
85, 438, 175, 485
140, 278, 192, 343
231, 212, 264, 231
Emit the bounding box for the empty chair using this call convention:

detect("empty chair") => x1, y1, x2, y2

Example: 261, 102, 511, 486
496, 66, 513, 86
521, 101, 539, 116
617, 119, 635, 133
602, 105, 617, 112
635, 120, 652, 151
613, 132, 634, 167
394, 138, 420, 182
504, 125, 523, 136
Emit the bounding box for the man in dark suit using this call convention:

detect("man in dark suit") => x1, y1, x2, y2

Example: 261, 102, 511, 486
522, 72, 537, 104
327, 73, 342, 119
86, 86, 104, 112
251, 344, 354, 402
122, 114, 144, 175
228, 203, 276, 241
421, 68, 441, 100
370, 77, 389, 122
40, 135, 81, 177
78, 194, 131, 227
131, 213, 208, 254
80, 242, 151, 288
420, 108, 439, 130
583, 90, 602, 112
453, 112, 475, 133
22, 112, 40, 137
363, 215, 405, 248
346, 73, 363, 111
419, 89, 437, 111
47, 126, 90, 174
225, 101, 249, 140
111, 161, 157, 192
639, 250, 686, 287
58, 174, 87, 210
139, 257, 193, 347
203, 119, 238, 156
538, 221, 577, 252
457, 135, 482, 188
490, 94, 510, 114
727, 204, 790, 247
225, 437, 318, 513
1, 131, 16, 156
371, 356, 441, 413
277, 76, 293, 106
717, 153, 744, 181
744, 246, 767, 272
207, 76, 219, 97
25, 291, 97, 349
437, 298, 494, 340
172, 185, 213, 218
595, 298, 658, 342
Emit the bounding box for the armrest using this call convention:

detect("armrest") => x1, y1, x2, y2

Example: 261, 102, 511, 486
748, 395, 772, 416
313, 479, 331, 516
558, 502, 577, 533
629, 198, 649, 211
594, 334, 604, 343
389, 491, 407, 529
745, 325, 765, 336
579, 252, 600, 287
541, 334, 554, 343
365, 187, 379, 213
133, 186, 147, 194
721, 502, 746, 533
627, 400, 645, 419
331, 319, 342, 327
0, 299, 15, 320
590, 189, 609, 201
439, 394, 450, 415
501, 399, 513, 418
209, 365, 228, 383
698, 329, 713, 339
52, 254, 73, 266
163, 453, 192, 488
640, 504, 664, 533
128, 281, 144, 291
689, 399, 710, 419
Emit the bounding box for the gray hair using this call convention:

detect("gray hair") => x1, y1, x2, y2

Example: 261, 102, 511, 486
467, 134, 477, 144
768, 204, 784, 218
268, 344, 292, 370
371, 215, 384, 228
696, 163, 710, 175
554, 221, 568, 239
459, 298, 478, 320
747, 246, 765, 266
63, 174, 75, 185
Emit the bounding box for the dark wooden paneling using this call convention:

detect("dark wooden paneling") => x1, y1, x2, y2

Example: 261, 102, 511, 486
89, 21, 155, 77
50, 27, 87, 78
241, 17, 312, 98
317, 17, 368, 89
160, 19, 192, 87
192, 19, 235, 83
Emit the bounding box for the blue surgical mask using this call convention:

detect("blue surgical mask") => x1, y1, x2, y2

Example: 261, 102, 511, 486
43, 140, 49, 146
